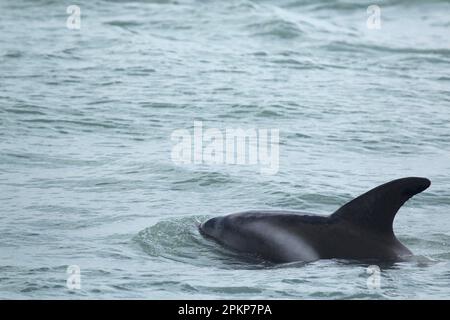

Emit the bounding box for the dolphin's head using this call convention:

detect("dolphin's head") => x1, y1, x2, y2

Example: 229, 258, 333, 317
199, 217, 223, 239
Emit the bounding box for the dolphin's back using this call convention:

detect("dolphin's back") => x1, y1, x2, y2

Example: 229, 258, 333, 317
200, 210, 333, 262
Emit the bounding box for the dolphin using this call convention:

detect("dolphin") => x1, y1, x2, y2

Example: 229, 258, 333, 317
199, 177, 430, 263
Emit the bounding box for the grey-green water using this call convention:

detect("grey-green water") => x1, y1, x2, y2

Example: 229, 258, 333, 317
0, 0, 449, 299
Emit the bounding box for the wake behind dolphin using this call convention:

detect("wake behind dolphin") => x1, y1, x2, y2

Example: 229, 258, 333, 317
199, 177, 431, 263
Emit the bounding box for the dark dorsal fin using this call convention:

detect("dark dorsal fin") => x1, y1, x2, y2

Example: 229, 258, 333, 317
331, 177, 430, 234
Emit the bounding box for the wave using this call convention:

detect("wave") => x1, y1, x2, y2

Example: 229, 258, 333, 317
135, 216, 270, 269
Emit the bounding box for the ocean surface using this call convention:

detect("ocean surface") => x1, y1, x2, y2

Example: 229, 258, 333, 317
1, 0, 449, 299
